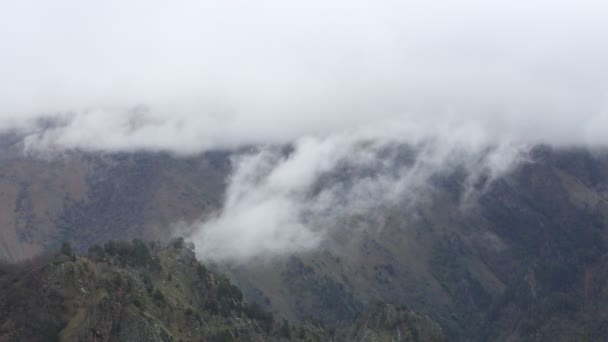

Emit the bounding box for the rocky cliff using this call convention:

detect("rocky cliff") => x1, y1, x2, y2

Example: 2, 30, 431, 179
0, 239, 446, 342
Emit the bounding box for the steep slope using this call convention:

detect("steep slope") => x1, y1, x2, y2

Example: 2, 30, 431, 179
220, 147, 608, 340
0, 240, 446, 342
2, 137, 608, 340
0, 146, 89, 260
0, 141, 229, 262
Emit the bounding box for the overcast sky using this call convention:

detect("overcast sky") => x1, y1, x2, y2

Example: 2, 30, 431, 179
1, 0, 607, 152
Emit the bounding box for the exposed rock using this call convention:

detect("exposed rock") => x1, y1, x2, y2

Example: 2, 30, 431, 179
0, 240, 445, 342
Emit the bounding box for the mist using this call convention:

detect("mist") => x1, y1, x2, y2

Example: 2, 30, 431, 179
2, 1, 608, 262
186, 129, 528, 263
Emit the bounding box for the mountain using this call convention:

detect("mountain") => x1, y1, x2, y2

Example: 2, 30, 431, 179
0, 142, 230, 261
0, 239, 446, 342
1, 136, 608, 340
221, 146, 608, 340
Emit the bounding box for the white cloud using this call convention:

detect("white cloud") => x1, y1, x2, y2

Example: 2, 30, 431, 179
187, 127, 529, 263
0, 0, 607, 152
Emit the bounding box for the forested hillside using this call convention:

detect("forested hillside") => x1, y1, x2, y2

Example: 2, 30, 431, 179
2, 140, 608, 340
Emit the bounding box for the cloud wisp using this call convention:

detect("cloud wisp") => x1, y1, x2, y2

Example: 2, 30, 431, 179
187, 129, 528, 263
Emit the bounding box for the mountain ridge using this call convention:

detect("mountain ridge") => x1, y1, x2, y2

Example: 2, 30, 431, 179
0, 239, 446, 342
1, 140, 608, 340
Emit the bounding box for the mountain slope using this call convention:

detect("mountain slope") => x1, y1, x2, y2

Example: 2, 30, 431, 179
220, 147, 608, 340
2, 139, 608, 340
0, 142, 229, 261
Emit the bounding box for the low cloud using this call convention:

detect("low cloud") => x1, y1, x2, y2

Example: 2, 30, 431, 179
187, 128, 528, 263
1, 0, 608, 153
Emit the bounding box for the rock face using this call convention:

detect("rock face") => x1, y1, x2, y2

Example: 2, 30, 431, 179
348, 304, 447, 342
0, 240, 446, 342
221, 147, 608, 341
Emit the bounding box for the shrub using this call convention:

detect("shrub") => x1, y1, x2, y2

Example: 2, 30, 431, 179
153, 289, 165, 302
87, 244, 105, 261
244, 302, 273, 332
103, 240, 155, 268
280, 319, 291, 338
60, 241, 73, 257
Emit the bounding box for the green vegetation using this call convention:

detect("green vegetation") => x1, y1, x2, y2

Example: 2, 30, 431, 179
0, 240, 446, 341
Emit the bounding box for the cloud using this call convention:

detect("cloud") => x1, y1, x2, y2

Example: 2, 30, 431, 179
187, 127, 529, 263
1, 0, 607, 152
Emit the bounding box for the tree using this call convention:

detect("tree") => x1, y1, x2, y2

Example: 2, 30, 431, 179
61, 241, 73, 257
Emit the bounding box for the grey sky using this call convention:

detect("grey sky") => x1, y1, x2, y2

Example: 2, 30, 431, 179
1, 0, 607, 152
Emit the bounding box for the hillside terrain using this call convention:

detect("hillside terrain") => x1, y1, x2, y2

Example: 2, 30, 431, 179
223, 147, 608, 340
0, 140, 229, 261
1, 136, 608, 340
0, 239, 446, 342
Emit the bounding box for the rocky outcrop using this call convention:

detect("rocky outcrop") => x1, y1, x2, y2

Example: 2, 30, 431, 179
0, 240, 445, 342
349, 304, 447, 342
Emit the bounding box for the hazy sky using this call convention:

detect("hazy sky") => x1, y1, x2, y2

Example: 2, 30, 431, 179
1, 0, 608, 152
